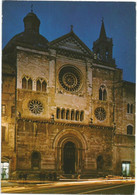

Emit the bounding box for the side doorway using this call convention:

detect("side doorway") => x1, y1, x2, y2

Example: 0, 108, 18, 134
1, 160, 9, 179
122, 161, 130, 176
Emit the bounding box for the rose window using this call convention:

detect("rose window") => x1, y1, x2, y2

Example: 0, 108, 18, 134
28, 100, 43, 114
59, 66, 82, 92
94, 107, 106, 121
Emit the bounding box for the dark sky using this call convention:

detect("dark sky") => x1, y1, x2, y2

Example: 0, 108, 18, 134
2, 1, 136, 83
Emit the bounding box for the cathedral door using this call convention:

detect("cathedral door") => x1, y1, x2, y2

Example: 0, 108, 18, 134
63, 142, 75, 174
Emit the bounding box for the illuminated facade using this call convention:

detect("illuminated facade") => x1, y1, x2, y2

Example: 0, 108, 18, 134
2, 11, 135, 180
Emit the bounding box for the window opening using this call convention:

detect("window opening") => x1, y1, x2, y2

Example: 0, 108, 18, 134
22, 77, 27, 89
61, 109, 65, 119
66, 110, 70, 120
2, 105, 6, 115
36, 80, 41, 91
103, 89, 107, 100
99, 88, 102, 100
127, 125, 133, 135
28, 78, 32, 90
99, 85, 107, 101
56, 108, 60, 119
80, 111, 84, 121
127, 104, 130, 113
42, 81, 47, 92
11, 106, 15, 117
105, 50, 109, 60
71, 110, 74, 120
76, 111, 79, 121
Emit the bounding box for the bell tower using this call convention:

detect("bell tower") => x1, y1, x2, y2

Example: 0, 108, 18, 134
93, 19, 115, 65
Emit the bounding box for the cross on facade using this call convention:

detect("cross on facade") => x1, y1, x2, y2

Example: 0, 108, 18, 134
70, 25, 73, 32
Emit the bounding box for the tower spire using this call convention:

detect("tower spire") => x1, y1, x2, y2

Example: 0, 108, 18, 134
31, 4, 33, 13
99, 18, 107, 40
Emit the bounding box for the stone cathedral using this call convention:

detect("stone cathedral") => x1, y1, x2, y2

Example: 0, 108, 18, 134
1, 11, 135, 180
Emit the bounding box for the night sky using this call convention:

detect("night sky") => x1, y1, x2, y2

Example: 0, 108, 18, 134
2, 1, 136, 83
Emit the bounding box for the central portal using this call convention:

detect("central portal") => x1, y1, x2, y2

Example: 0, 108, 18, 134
63, 142, 75, 174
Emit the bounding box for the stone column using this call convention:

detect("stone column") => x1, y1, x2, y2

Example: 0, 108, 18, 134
48, 49, 56, 118
86, 58, 93, 122
86, 58, 92, 96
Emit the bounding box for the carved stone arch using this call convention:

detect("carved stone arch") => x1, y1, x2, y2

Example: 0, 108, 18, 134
52, 129, 88, 150
52, 129, 88, 174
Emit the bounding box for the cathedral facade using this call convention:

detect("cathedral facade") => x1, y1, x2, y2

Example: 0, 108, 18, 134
2, 11, 135, 180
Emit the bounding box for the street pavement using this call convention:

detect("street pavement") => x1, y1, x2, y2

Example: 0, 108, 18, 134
1, 178, 135, 194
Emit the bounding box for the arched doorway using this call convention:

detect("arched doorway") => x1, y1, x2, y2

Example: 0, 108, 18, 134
52, 129, 88, 174
63, 142, 76, 174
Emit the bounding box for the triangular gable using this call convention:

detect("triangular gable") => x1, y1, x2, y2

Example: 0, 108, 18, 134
50, 31, 93, 57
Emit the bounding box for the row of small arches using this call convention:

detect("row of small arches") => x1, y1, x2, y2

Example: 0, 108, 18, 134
56, 108, 84, 121
22, 76, 47, 92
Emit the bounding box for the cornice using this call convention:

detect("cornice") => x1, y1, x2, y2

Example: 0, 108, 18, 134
17, 117, 113, 130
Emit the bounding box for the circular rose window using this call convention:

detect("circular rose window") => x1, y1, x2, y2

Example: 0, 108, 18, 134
59, 66, 82, 92
94, 107, 106, 121
28, 100, 43, 114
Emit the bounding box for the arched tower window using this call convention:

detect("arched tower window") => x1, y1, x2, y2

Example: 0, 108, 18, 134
127, 104, 133, 114
99, 85, 107, 101
99, 88, 102, 100
105, 49, 109, 61
22, 77, 27, 89
127, 125, 133, 135
127, 104, 130, 113
131, 104, 133, 113
31, 151, 41, 169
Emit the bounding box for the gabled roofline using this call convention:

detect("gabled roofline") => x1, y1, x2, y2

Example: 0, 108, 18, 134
50, 31, 93, 57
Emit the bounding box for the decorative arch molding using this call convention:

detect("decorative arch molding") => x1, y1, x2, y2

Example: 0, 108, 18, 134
53, 129, 87, 173
52, 128, 88, 150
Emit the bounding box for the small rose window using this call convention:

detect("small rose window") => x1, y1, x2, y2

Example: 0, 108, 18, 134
94, 107, 106, 121
28, 100, 43, 114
